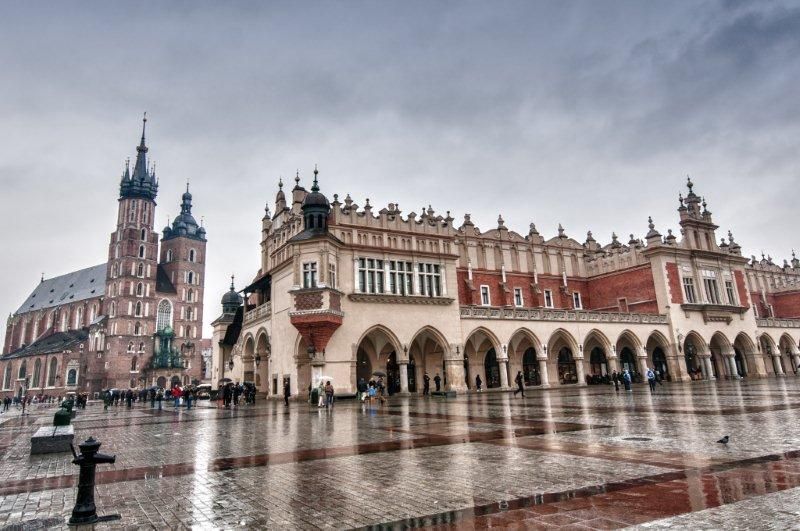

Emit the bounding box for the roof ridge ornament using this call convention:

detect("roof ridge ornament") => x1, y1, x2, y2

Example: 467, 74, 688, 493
311, 164, 319, 192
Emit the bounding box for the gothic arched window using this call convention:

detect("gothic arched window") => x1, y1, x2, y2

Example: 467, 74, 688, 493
134, 322, 142, 336
3, 365, 12, 389
47, 358, 57, 387
18, 361, 26, 380
137, 263, 144, 277
136, 282, 144, 296
156, 300, 172, 332
187, 289, 194, 302
135, 301, 143, 317
32, 359, 41, 388
166, 249, 173, 262
109, 301, 116, 317
189, 249, 196, 262
139, 245, 145, 258
131, 356, 138, 371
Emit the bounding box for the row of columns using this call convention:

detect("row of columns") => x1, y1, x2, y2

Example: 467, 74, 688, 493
381, 344, 800, 395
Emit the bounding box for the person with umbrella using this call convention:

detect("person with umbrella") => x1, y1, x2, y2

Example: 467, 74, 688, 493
433, 373, 441, 392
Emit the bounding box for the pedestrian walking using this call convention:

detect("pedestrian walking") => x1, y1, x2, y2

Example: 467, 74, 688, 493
646, 368, 656, 392
283, 380, 291, 406
324, 381, 334, 408
156, 388, 163, 410
317, 380, 326, 408
622, 369, 632, 392
612, 371, 619, 392
475, 374, 482, 392
423, 373, 430, 396
186, 387, 194, 410
513, 371, 525, 397
357, 378, 367, 401
433, 373, 441, 392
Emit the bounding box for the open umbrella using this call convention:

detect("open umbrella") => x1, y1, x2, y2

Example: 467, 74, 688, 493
372, 370, 387, 378
218, 378, 232, 384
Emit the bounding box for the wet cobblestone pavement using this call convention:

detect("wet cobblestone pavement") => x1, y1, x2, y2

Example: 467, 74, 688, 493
1, 379, 800, 529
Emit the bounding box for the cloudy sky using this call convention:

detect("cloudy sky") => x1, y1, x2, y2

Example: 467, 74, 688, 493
1, 0, 798, 336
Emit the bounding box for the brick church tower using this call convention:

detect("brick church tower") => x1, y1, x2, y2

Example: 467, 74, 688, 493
103, 116, 160, 388
102, 115, 207, 389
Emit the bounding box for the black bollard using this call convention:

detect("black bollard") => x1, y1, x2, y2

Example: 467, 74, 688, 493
68, 437, 121, 525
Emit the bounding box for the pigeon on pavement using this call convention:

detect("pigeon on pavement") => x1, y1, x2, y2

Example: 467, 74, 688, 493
717, 435, 729, 444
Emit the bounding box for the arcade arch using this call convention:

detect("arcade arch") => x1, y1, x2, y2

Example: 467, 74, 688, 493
464, 327, 503, 389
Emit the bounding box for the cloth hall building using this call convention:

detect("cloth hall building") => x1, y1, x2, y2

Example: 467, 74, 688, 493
213, 174, 800, 397
1, 119, 207, 398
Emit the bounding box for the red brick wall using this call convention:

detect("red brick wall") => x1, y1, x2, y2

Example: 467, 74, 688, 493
456, 269, 587, 309
772, 290, 800, 318
586, 264, 659, 313
733, 270, 750, 309
665, 262, 682, 305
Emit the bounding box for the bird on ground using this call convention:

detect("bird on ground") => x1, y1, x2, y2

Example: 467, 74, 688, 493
717, 435, 730, 444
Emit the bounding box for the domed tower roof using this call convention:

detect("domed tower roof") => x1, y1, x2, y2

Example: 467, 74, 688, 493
221, 276, 243, 314
300, 166, 331, 233
164, 182, 206, 241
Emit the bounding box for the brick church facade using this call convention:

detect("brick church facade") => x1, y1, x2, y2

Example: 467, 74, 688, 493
1, 118, 206, 398
213, 172, 800, 398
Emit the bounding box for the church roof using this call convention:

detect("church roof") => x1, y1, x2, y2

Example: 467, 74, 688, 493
15, 263, 107, 315
1, 329, 89, 360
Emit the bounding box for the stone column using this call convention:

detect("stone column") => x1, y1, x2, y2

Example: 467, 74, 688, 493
793, 353, 800, 375
727, 354, 739, 379
608, 355, 619, 373
444, 344, 467, 393
498, 344, 510, 389
398, 360, 409, 394
773, 355, 785, 376
703, 356, 715, 381
575, 357, 586, 386
537, 355, 550, 388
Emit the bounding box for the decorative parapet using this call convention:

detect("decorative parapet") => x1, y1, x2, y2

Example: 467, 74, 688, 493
348, 293, 454, 305
757, 317, 800, 329
460, 306, 668, 324
244, 302, 272, 324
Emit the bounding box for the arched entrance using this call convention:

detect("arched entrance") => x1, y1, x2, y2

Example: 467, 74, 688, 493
522, 347, 540, 386
652, 348, 668, 378
465, 327, 502, 391
779, 335, 798, 375
157, 376, 166, 388
589, 347, 608, 383
410, 326, 449, 392
387, 352, 400, 395
684, 334, 705, 380
558, 347, 578, 384
734, 333, 756, 378
171, 375, 180, 387
619, 347, 637, 374
484, 348, 501, 389
407, 355, 417, 393
356, 349, 372, 384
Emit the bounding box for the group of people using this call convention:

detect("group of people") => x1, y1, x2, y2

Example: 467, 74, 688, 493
356, 377, 385, 403
102, 385, 201, 411
315, 380, 336, 407
421, 372, 442, 395
1, 393, 87, 414
220, 382, 257, 408
608, 368, 663, 392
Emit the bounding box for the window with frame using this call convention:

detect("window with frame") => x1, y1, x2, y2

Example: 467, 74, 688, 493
513, 288, 523, 307
302, 262, 318, 288
134, 301, 143, 317
137, 263, 144, 277
701, 270, 721, 304
544, 289, 554, 308
358, 258, 384, 293
389, 260, 413, 296
683, 277, 697, 303
572, 291, 582, 309
189, 249, 196, 262
480, 285, 491, 306
417, 262, 442, 297
138, 245, 145, 258
328, 264, 336, 289
725, 280, 736, 305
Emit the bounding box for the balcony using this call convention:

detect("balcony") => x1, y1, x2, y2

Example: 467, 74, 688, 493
460, 306, 667, 324
679, 303, 747, 324
757, 317, 800, 329
289, 287, 344, 356
244, 301, 272, 325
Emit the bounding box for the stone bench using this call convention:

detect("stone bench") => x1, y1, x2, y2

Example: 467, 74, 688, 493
30, 425, 75, 455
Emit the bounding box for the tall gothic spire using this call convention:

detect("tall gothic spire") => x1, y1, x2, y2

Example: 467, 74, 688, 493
119, 113, 158, 201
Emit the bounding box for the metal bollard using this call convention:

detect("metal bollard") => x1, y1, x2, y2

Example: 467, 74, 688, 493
68, 437, 121, 525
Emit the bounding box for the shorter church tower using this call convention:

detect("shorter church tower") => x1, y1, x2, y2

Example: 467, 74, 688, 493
159, 184, 207, 375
